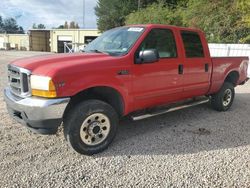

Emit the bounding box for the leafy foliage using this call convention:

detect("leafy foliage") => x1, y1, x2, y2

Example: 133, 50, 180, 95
69, 21, 80, 29
0, 16, 24, 34
57, 25, 64, 29
55, 21, 80, 29
125, 0, 250, 43
126, 2, 183, 26
64, 21, 69, 29
95, 0, 187, 32
32, 23, 46, 29
95, 0, 138, 32
237, 0, 250, 26
237, 0, 250, 42
0, 16, 4, 32
182, 0, 250, 43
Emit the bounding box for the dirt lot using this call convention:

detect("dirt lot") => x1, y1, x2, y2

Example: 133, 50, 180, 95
0, 51, 249, 187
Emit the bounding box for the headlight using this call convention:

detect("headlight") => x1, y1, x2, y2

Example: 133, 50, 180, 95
30, 75, 57, 98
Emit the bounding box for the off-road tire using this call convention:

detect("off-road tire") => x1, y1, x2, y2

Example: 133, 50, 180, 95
211, 82, 235, 111
64, 99, 118, 155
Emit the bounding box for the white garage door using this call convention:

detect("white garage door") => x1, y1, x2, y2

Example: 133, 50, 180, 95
58, 36, 72, 41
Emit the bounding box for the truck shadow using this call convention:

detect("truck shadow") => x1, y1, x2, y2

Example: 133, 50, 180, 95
99, 93, 250, 157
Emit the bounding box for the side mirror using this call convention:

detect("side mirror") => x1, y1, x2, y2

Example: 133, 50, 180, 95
136, 49, 159, 64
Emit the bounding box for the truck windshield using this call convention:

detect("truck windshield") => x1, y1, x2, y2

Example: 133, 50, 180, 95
84, 27, 145, 56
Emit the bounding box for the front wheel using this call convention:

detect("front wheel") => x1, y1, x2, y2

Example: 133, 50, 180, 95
211, 82, 235, 111
64, 100, 118, 155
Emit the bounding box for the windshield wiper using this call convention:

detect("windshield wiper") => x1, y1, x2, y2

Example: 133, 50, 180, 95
89, 49, 109, 54
90, 49, 101, 53
84, 49, 116, 56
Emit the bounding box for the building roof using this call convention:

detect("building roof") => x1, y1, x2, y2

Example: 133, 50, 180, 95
29, 28, 99, 32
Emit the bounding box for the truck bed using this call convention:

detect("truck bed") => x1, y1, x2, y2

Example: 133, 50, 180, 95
209, 56, 249, 94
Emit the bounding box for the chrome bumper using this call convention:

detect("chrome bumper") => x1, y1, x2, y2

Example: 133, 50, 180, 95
4, 87, 70, 134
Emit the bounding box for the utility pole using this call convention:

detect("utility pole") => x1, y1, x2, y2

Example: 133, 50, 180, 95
83, 0, 85, 28
138, 0, 141, 10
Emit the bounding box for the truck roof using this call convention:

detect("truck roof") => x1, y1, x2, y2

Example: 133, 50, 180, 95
127, 24, 204, 33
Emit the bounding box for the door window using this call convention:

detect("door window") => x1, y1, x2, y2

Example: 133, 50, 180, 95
181, 31, 204, 58
137, 29, 177, 58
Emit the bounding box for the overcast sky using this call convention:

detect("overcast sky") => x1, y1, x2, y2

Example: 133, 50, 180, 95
1, 0, 98, 30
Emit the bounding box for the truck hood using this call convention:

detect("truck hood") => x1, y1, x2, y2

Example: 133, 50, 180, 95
11, 52, 115, 75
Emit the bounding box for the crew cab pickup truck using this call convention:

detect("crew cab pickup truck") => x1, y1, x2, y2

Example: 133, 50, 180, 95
4, 24, 249, 155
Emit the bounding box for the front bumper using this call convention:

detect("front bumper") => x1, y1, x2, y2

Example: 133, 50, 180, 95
4, 87, 70, 134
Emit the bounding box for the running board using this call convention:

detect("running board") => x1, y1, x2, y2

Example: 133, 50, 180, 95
132, 98, 210, 121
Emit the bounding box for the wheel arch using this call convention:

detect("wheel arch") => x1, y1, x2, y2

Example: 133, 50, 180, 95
224, 71, 239, 86
63, 86, 125, 119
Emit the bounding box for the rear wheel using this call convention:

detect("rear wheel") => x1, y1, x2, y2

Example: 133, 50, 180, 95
211, 82, 235, 111
64, 99, 118, 155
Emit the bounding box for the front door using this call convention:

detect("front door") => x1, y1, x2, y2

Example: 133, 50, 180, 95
132, 28, 184, 110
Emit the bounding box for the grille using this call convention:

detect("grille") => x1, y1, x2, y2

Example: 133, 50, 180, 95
8, 64, 31, 97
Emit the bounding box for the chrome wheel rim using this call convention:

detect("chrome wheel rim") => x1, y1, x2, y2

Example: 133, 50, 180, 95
223, 89, 232, 107
80, 113, 110, 146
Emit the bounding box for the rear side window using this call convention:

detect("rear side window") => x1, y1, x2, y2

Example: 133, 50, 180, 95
138, 28, 177, 58
181, 31, 204, 58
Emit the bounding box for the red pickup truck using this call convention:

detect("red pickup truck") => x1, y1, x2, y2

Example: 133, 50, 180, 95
4, 24, 249, 155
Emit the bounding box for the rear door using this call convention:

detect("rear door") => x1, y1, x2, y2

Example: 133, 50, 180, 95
180, 30, 212, 98
132, 28, 184, 110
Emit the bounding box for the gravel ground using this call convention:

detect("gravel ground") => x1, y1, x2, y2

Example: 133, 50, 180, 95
0, 51, 250, 187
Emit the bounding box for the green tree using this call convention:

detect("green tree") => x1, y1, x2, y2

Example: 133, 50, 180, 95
126, 2, 184, 26
37, 24, 46, 29
182, 0, 250, 43
33, 23, 46, 29
126, 0, 250, 43
237, 0, 250, 26
17, 26, 24, 34
237, 0, 250, 43
69, 21, 76, 28
57, 25, 64, 29
0, 16, 4, 33
95, 0, 187, 31
64, 21, 69, 29
56, 21, 79, 29
95, 0, 137, 31
3, 18, 24, 34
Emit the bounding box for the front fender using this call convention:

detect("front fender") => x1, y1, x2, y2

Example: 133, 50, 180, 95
55, 70, 133, 114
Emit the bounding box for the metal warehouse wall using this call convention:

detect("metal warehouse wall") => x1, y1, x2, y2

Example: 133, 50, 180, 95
50, 29, 100, 53
0, 34, 29, 50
